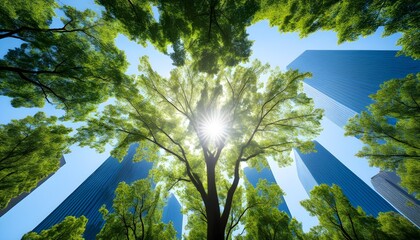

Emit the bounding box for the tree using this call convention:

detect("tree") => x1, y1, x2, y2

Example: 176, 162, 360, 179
239, 179, 296, 240
304, 225, 331, 240
301, 184, 378, 240
97, 0, 258, 74
183, 178, 296, 240
178, 181, 208, 239
0, 112, 72, 210
345, 73, 420, 198
77, 58, 323, 239
97, 179, 177, 240
301, 184, 420, 240
1, 0, 128, 119
377, 212, 420, 240
255, 0, 420, 59
22, 215, 87, 240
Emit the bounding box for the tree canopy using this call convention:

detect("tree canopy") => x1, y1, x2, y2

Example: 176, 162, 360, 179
255, 0, 420, 59
0, 112, 72, 210
345, 73, 420, 198
97, 179, 177, 240
377, 211, 420, 240
238, 179, 300, 240
22, 215, 87, 240
301, 184, 382, 240
0, 0, 128, 119
98, 0, 419, 72
302, 184, 420, 240
76, 58, 322, 239
1, 0, 418, 117
97, 0, 257, 74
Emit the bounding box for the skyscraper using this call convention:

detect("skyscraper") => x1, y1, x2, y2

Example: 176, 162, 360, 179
32, 145, 183, 239
288, 50, 420, 128
371, 171, 420, 227
286, 50, 420, 219
162, 194, 184, 239
0, 156, 66, 217
294, 141, 395, 216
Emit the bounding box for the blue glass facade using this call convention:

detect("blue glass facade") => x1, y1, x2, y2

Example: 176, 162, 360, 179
287, 50, 420, 223
288, 50, 420, 128
295, 141, 396, 217
32, 145, 183, 239
162, 194, 183, 239
244, 167, 292, 217
371, 171, 420, 227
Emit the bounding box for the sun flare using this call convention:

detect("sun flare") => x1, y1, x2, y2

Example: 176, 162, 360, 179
198, 112, 229, 144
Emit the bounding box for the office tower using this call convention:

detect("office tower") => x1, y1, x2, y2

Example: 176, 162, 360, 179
288, 50, 420, 128
287, 50, 420, 219
162, 194, 183, 239
0, 156, 66, 217
294, 141, 395, 216
32, 145, 183, 239
244, 167, 292, 217
371, 171, 420, 227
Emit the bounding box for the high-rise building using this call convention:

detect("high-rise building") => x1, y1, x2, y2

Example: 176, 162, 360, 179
371, 171, 420, 227
162, 194, 183, 239
294, 141, 395, 216
288, 50, 420, 128
0, 156, 66, 217
286, 50, 420, 220
32, 145, 183, 239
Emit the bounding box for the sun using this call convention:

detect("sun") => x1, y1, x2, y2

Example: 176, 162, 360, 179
202, 117, 225, 141
198, 111, 229, 145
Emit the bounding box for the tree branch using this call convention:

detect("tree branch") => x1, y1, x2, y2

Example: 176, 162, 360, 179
14, 71, 68, 108
226, 203, 256, 240
0, 20, 98, 40
124, 97, 208, 201
167, 177, 191, 191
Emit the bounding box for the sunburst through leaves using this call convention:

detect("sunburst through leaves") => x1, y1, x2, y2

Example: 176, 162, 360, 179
198, 111, 229, 145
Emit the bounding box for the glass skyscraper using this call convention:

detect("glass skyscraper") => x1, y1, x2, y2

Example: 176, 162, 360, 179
162, 194, 184, 239
287, 50, 420, 220
371, 171, 420, 227
288, 50, 420, 128
294, 141, 395, 216
32, 145, 183, 239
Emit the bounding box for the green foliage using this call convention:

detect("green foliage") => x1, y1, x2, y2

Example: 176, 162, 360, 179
240, 179, 296, 240
0, 112, 72, 210
97, 179, 177, 240
97, 0, 258, 74
302, 184, 420, 240
180, 183, 208, 239
377, 212, 420, 240
345, 73, 420, 198
183, 178, 304, 240
256, 0, 420, 59
77, 58, 322, 238
96, 0, 159, 47
0, 0, 57, 32
22, 215, 87, 240
301, 184, 378, 240
0, 1, 128, 119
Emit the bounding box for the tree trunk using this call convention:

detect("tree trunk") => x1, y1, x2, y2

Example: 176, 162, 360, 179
205, 158, 225, 240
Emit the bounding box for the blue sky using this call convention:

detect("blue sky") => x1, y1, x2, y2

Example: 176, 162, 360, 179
0, 1, 402, 238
